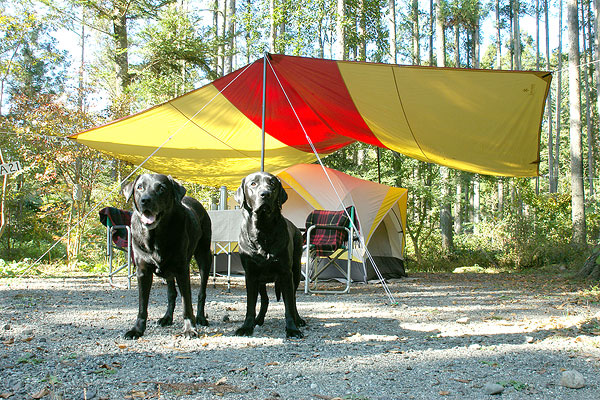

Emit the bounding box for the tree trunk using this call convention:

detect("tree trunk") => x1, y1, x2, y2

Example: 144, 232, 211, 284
595, 0, 600, 188
389, 0, 397, 63
578, 250, 600, 279
454, 181, 462, 234
582, 0, 595, 198
513, 0, 521, 69
435, 0, 445, 67
358, 0, 367, 61
112, 7, 129, 116
498, 178, 504, 216
429, 0, 434, 65
454, 22, 460, 67
554, 0, 563, 192
536, 0, 540, 69
567, 0, 586, 245
435, 0, 452, 251
412, 0, 420, 65
440, 167, 453, 252
545, 0, 555, 193
269, 0, 277, 52
473, 17, 480, 68
496, 0, 501, 69
336, 0, 346, 60
473, 176, 480, 234
213, 0, 219, 75
225, 0, 235, 75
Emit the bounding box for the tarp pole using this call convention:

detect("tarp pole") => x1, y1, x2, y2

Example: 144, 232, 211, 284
261, 52, 267, 171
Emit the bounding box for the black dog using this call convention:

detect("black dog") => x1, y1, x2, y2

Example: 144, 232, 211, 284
122, 174, 212, 339
234, 172, 305, 338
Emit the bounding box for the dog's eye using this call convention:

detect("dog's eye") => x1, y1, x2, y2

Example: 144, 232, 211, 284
249, 181, 257, 187
156, 185, 165, 194
136, 183, 144, 191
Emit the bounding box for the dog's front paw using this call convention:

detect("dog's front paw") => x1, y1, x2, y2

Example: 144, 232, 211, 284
286, 328, 304, 339
255, 314, 265, 326
157, 315, 173, 327
196, 314, 209, 327
235, 326, 254, 336
295, 317, 306, 327
124, 329, 144, 340
182, 319, 198, 339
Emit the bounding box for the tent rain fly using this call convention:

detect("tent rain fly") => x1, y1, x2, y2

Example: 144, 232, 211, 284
69, 54, 552, 188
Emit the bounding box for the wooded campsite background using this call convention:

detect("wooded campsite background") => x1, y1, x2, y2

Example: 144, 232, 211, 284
0, 0, 598, 277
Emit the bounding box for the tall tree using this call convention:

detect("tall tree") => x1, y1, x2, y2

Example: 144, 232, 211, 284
582, 0, 594, 197
545, 0, 555, 193
336, 0, 346, 59
435, 0, 446, 66
495, 0, 502, 69
435, 0, 453, 251
567, 0, 586, 244
388, 0, 397, 62
225, 0, 236, 75
554, 0, 563, 193
411, 0, 420, 65
512, 0, 521, 69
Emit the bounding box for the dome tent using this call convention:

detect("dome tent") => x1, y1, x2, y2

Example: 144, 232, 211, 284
277, 164, 408, 282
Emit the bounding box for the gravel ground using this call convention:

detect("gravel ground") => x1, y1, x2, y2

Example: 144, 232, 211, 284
1, 272, 599, 400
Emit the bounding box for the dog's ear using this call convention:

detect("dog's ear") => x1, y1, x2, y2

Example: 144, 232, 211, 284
234, 178, 246, 207
276, 177, 288, 207
168, 175, 186, 203
122, 177, 137, 203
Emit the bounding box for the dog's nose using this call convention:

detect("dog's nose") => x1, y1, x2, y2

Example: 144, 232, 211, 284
140, 196, 150, 205
259, 190, 271, 199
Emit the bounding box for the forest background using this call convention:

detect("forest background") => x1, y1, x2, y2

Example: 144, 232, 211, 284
0, 0, 599, 279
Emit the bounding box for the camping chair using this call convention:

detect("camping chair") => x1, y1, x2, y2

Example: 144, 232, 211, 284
303, 206, 360, 294
99, 207, 135, 289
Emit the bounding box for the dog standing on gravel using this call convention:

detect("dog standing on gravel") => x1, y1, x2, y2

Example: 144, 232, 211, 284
234, 171, 305, 338
122, 174, 212, 339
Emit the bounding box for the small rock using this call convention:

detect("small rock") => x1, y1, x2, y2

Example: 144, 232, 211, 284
468, 343, 481, 350
22, 329, 34, 336
82, 387, 97, 399
310, 383, 317, 390
39, 338, 47, 343
483, 383, 504, 395
560, 370, 585, 389
3, 324, 10, 330
222, 314, 230, 322
456, 317, 470, 324
525, 336, 534, 343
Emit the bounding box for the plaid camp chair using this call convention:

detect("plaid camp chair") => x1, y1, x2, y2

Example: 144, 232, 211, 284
303, 206, 359, 294
99, 207, 134, 289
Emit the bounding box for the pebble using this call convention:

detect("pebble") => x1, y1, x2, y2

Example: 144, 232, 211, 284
560, 370, 585, 389
456, 317, 470, 324
3, 324, 10, 330
483, 383, 504, 395
81, 387, 97, 399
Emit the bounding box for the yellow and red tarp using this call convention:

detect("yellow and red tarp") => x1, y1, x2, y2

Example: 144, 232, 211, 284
69, 54, 551, 188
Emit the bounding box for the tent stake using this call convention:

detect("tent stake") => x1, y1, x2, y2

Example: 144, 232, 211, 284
261, 52, 267, 172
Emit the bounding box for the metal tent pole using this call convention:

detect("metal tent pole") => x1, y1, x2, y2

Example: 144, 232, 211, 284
260, 52, 267, 172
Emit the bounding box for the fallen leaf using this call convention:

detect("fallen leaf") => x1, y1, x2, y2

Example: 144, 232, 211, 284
31, 387, 50, 399
23, 337, 34, 343
453, 378, 472, 383
215, 377, 227, 386
124, 391, 147, 399
265, 362, 279, 366
439, 391, 450, 395
0, 392, 14, 399
3, 338, 14, 345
